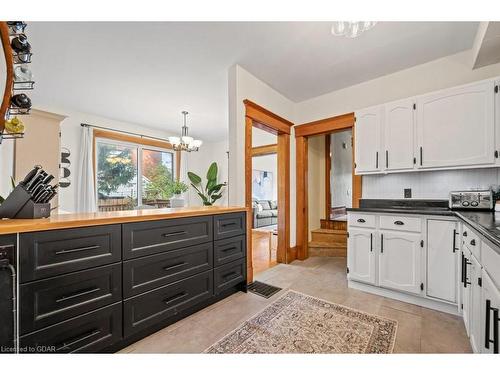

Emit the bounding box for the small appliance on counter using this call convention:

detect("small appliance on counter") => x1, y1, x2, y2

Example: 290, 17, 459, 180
0, 165, 58, 219
449, 189, 494, 211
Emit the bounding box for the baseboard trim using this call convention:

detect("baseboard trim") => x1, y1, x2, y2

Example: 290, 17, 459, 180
348, 280, 461, 316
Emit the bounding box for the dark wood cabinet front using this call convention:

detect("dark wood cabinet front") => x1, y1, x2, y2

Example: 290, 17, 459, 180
123, 242, 213, 298
20, 302, 122, 353
20, 263, 122, 334
214, 257, 247, 295
123, 270, 213, 337
20, 225, 121, 282
214, 235, 246, 266
16, 210, 246, 353
122, 216, 213, 259
214, 212, 246, 240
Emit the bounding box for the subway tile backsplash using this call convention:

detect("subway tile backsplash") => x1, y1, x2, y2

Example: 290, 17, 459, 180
362, 168, 500, 199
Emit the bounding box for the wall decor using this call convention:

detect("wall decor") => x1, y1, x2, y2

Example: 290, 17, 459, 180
252, 169, 273, 200
59, 147, 71, 188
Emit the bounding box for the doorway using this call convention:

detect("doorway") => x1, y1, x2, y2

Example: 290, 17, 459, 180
244, 100, 293, 283
295, 113, 361, 260
251, 135, 278, 275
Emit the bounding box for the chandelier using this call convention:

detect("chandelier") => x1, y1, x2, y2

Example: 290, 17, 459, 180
331, 22, 377, 38
168, 111, 203, 152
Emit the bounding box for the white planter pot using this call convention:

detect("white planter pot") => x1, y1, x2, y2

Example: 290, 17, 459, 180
170, 195, 185, 208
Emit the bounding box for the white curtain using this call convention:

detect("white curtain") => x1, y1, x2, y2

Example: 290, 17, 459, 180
76, 126, 96, 212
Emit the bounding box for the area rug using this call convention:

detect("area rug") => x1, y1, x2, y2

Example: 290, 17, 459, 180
204, 290, 397, 354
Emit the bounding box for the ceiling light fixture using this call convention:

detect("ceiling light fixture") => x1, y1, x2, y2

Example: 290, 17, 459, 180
331, 21, 377, 38
168, 111, 202, 152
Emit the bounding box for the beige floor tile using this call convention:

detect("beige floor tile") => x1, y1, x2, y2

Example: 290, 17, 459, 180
419, 307, 472, 353
122, 256, 470, 354
378, 306, 422, 353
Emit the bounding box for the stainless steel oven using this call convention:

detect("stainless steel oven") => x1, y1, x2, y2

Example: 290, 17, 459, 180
0, 235, 16, 354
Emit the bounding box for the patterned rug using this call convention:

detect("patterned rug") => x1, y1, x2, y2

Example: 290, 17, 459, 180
205, 290, 397, 354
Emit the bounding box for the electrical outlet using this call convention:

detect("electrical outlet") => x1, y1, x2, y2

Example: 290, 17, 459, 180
404, 188, 412, 198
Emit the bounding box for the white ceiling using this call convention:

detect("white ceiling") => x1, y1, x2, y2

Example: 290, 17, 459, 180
28, 22, 478, 140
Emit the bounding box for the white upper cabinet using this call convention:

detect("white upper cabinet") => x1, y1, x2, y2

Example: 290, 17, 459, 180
354, 106, 382, 174
347, 229, 376, 285
383, 98, 416, 171
426, 220, 458, 303
416, 80, 495, 169
378, 231, 422, 295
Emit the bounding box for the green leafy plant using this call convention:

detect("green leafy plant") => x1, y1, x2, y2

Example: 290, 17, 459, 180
0, 177, 16, 204
188, 162, 226, 206
97, 144, 136, 196
169, 180, 189, 196
143, 164, 174, 200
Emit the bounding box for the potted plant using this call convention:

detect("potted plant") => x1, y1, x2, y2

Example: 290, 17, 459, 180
188, 162, 226, 206
168, 180, 189, 208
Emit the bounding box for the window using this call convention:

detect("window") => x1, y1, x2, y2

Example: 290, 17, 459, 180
95, 134, 176, 212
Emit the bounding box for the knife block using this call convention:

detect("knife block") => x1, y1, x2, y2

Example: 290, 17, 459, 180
0, 185, 51, 219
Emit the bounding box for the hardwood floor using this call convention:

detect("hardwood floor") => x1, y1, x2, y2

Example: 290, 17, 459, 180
252, 229, 277, 275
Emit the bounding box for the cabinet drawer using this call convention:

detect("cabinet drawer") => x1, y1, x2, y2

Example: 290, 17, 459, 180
123, 242, 213, 298
214, 258, 246, 295
20, 302, 122, 353
20, 263, 122, 334
214, 212, 246, 240
348, 213, 376, 228
123, 270, 213, 337
122, 216, 212, 259
214, 235, 246, 266
20, 225, 121, 282
462, 225, 481, 261
380, 215, 421, 232
482, 240, 500, 288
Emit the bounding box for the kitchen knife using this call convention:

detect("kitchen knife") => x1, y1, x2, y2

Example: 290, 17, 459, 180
20, 165, 41, 186
41, 174, 54, 185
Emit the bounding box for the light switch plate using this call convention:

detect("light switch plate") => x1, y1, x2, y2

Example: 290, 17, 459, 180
404, 188, 412, 198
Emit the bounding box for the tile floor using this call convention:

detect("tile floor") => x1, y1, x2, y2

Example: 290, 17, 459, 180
121, 256, 472, 354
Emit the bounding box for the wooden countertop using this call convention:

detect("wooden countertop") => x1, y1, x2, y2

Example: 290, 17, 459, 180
0, 206, 248, 235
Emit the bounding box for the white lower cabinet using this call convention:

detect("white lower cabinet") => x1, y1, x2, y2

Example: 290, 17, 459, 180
427, 220, 458, 303
461, 249, 472, 337
347, 229, 376, 285
482, 271, 500, 354
469, 253, 483, 353
378, 231, 422, 294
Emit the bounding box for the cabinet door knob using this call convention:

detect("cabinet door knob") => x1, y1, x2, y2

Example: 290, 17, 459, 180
470, 239, 476, 246
357, 218, 366, 223
394, 220, 404, 226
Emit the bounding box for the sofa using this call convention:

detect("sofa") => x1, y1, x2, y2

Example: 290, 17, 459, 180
252, 199, 278, 228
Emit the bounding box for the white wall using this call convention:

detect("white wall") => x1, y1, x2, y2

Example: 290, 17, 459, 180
252, 127, 277, 147
294, 50, 500, 202
25, 104, 224, 212
252, 153, 278, 201
307, 135, 325, 238
184, 140, 229, 207
331, 130, 353, 208
228, 65, 296, 245
363, 168, 500, 200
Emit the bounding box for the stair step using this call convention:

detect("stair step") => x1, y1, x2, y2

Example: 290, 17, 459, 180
308, 241, 347, 249
311, 228, 346, 235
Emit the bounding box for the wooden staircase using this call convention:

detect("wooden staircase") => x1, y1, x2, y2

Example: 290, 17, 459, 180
308, 228, 347, 257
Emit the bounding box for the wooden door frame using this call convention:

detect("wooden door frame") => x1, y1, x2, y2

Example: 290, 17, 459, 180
294, 113, 361, 260
244, 100, 293, 283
